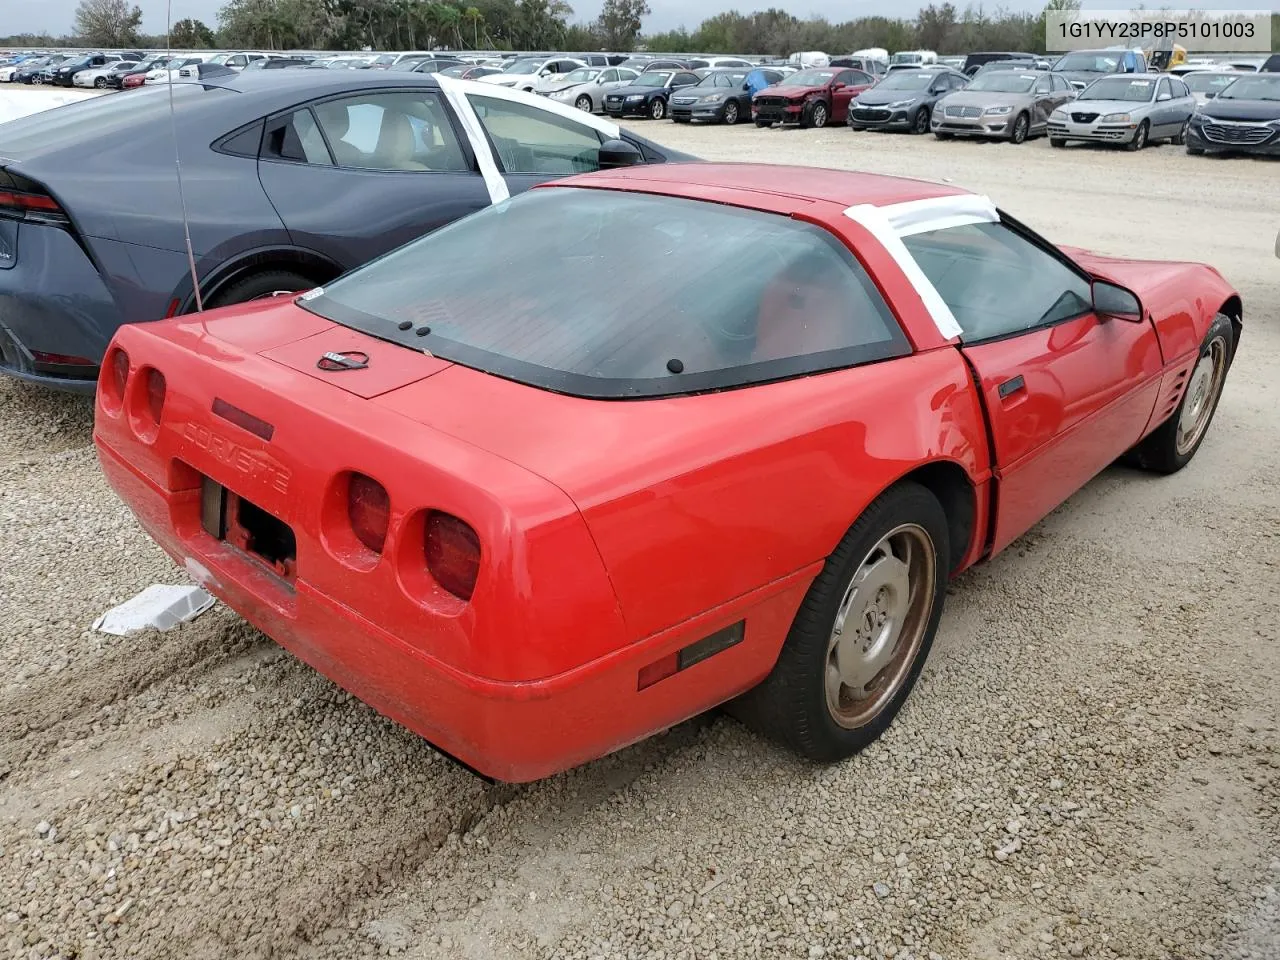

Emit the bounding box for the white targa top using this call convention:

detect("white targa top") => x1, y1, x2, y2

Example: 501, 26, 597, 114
844, 194, 1000, 341
0, 89, 104, 126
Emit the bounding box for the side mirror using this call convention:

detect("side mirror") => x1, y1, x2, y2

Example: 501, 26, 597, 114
1092, 280, 1143, 321
598, 138, 644, 169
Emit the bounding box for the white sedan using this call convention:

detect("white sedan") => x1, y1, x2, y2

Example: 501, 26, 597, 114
547, 66, 642, 112
74, 61, 138, 88
478, 56, 586, 93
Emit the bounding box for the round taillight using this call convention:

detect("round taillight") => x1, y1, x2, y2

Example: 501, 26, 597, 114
145, 369, 166, 424
425, 512, 480, 602
347, 473, 389, 554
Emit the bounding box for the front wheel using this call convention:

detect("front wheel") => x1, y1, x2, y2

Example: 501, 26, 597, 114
1010, 112, 1029, 144
1126, 313, 1234, 474
934, 131, 953, 140
800, 100, 829, 128
574, 94, 592, 112
650, 98, 666, 120
729, 482, 948, 761
910, 108, 930, 134
755, 118, 771, 128
1187, 144, 1204, 156
1126, 120, 1149, 151
1171, 119, 1189, 145
722, 100, 740, 125
93, 76, 107, 88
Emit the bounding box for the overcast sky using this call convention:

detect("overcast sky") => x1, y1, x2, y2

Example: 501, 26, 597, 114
11, 0, 1278, 39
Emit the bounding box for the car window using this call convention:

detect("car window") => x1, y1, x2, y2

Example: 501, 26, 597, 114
674, 72, 700, 86
266, 108, 334, 165
467, 94, 603, 174
1170, 78, 1189, 98
599, 69, 617, 83
1157, 78, 1172, 99
848, 70, 872, 85
301, 188, 909, 399
901, 221, 1092, 343
307, 92, 468, 172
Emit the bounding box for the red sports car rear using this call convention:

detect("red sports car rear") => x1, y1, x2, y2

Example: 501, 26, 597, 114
95, 164, 1240, 781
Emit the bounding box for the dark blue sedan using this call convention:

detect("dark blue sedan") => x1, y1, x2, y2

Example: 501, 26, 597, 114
0, 71, 687, 391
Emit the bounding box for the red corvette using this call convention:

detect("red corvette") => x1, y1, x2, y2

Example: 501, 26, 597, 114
94, 164, 1240, 782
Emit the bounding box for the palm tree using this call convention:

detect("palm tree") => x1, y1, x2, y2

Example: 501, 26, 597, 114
464, 6, 483, 48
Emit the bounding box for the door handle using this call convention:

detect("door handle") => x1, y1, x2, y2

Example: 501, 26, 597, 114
997, 375, 1026, 399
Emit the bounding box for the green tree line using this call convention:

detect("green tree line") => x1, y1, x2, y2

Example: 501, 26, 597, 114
3, 0, 1277, 54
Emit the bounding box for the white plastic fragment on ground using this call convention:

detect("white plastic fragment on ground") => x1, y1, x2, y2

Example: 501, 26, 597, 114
92, 584, 215, 636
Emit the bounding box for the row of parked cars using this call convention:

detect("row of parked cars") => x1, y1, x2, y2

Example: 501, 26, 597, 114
557, 52, 1279, 158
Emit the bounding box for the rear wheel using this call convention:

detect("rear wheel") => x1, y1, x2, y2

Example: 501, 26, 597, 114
729, 482, 948, 761
574, 94, 592, 112
650, 97, 666, 120
207, 269, 315, 309
1126, 120, 1149, 151
1126, 313, 1234, 474
722, 100, 740, 125
1010, 112, 1029, 144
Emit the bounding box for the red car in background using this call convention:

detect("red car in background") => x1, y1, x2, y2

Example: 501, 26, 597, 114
753, 67, 876, 127
95, 164, 1240, 782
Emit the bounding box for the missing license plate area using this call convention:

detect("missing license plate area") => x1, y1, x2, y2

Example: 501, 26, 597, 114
200, 476, 296, 581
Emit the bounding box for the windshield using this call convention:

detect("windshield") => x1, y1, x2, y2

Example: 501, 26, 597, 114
502, 58, 540, 74
1080, 77, 1155, 101
967, 72, 1038, 93
709, 71, 747, 87
209, 54, 230, 65
564, 68, 598, 82
300, 189, 908, 399
634, 72, 670, 87
1184, 73, 1240, 94
876, 71, 935, 90
1053, 52, 1119, 73
1218, 75, 1280, 100
783, 69, 836, 86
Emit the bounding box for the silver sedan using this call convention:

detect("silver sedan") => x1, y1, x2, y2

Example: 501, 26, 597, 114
1047, 73, 1197, 151
932, 70, 1075, 142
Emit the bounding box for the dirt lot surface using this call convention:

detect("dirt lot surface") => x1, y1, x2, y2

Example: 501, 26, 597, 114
1, 122, 1277, 960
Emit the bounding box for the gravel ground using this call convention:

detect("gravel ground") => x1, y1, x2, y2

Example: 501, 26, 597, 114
1, 123, 1277, 960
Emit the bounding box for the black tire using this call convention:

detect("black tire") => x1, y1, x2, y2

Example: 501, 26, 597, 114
800, 99, 829, 129
93, 76, 107, 88
574, 94, 592, 112
728, 482, 949, 762
1010, 112, 1029, 144
934, 131, 953, 140
1171, 119, 1189, 146
755, 118, 771, 128
722, 100, 740, 125
1126, 120, 1149, 151
650, 98, 666, 120
1186, 144, 1204, 156
206, 269, 314, 309
910, 108, 930, 135
1126, 313, 1235, 474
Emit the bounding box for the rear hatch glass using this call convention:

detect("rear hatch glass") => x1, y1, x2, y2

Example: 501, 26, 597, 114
297, 187, 909, 399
